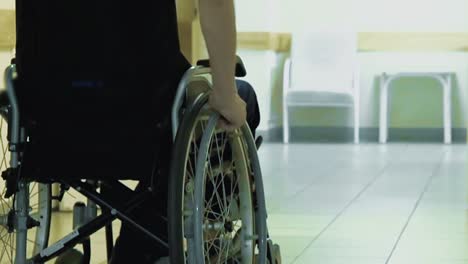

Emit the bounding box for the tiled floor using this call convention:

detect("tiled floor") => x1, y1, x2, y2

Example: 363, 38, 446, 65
47, 143, 467, 264
260, 143, 467, 264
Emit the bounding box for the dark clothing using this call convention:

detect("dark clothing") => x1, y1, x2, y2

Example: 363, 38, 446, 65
15, 0, 190, 181
13, 1, 261, 262
16, 0, 188, 116
236, 80, 261, 136
110, 80, 261, 264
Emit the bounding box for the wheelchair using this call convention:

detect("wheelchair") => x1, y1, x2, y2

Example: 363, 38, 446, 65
0, 56, 281, 263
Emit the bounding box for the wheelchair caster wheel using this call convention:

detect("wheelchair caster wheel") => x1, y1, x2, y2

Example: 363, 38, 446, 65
272, 244, 282, 264
55, 248, 84, 264
266, 240, 282, 264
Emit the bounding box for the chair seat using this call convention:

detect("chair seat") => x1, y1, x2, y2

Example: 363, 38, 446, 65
286, 90, 354, 107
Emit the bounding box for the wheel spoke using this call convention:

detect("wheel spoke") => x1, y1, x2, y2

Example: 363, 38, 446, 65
0, 236, 7, 263
0, 234, 14, 252
204, 159, 230, 213
10, 234, 14, 264
29, 191, 39, 200
27, 238, 39, 246
181, 113, 255, 264
3, 234, 13, 263
207, 133, 240, 263
205, 236, 221, 256
0, 196, 11, 210
65, 191, 76, 199
213, 132, 229, 222
222, 235, 231, 264
0, 119, 8, 170
206, 162, 225, 217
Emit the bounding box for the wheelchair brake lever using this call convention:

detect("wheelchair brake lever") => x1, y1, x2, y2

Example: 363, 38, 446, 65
255, 136, 263, 150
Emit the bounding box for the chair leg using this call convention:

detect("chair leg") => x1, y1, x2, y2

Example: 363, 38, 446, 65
354, 104, 360, 144
379, 74, 388, 143
283, 104, 289, 144
443, 75, 452, 144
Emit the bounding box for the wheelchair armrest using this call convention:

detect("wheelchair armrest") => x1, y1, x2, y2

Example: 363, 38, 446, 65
196, 55, 247, 77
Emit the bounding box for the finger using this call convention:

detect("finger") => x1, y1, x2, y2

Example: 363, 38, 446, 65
222, 119, 242, 131
223, 124, 237, 132
217, 118, 239, 132
216, 118, 230, 130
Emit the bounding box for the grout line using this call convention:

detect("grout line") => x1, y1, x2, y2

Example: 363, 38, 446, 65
266, 143, 404, 213
384, 149, 446, 264
265, 157, 343, 213
289, 144, 408, 263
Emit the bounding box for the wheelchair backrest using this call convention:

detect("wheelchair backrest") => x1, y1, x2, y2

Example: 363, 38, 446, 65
14, 0, 190, 122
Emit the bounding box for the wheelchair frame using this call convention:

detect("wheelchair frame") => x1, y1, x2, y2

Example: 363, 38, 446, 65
2, 64, 270, 264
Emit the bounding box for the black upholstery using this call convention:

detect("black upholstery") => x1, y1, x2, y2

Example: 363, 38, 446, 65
15, 0, 190, 120
13, 0, 191, 181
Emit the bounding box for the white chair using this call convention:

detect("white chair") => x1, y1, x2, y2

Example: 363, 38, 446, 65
379, 72, 453, 144
283, 31, 360, 143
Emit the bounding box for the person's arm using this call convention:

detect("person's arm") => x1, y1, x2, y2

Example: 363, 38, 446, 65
198, 0, 246, 130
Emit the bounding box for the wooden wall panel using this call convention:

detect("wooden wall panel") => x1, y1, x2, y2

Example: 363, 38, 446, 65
0, 9, 15, 50
237, 32, 291, 52
3, 7, 468, 53
358, 32, 468, 52
237, 32, 468, 52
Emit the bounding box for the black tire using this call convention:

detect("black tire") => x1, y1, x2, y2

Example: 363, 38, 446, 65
168, 93, 266, 264
168, 93, 209, 264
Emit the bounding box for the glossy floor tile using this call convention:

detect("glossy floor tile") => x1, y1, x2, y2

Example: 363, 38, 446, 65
259, 143, 468, 264
43, 143, 467, 263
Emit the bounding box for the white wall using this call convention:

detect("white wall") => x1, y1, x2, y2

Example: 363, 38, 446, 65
275, 0, 468, 32
238, 0, 468, 33
0, 0, 13, 9
235, 0, 468, 131
235, 0, 281, 130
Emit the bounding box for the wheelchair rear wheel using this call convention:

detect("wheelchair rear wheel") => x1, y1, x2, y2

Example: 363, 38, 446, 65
0, 114, 52, 263
168, 94, 265, 264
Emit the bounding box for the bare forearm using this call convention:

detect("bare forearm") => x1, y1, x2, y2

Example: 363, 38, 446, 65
199, 0, 237, 97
